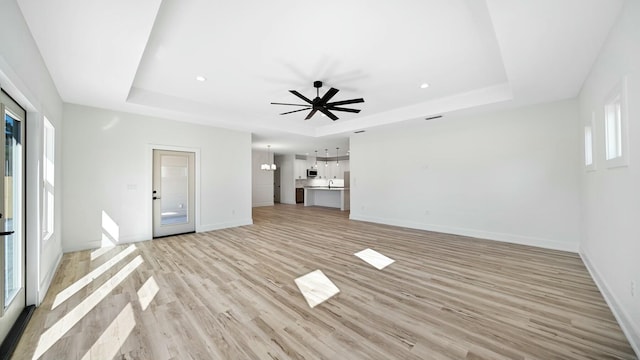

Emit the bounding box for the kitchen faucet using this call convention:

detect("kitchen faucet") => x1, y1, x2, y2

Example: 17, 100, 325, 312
328, 179, 334, 189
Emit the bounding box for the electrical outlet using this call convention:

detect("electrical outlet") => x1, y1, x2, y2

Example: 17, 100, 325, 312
631, 280, 636, 297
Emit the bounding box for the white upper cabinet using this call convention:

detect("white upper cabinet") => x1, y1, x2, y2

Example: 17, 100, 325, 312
294, 159, 307, 179
293, 156, 349, 179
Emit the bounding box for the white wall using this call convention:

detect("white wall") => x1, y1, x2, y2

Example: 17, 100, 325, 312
62, 104, 252, 252
350, 99, 581, 252
0, 0, 64, 305
578, 0, 640, 353
252, 149, 274, 207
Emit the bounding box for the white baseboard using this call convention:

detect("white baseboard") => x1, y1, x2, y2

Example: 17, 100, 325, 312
62, 235, 150, 253
62, 219, 254, 253
252, 201, 274, 207
197, 218, 253, 233
38, 252, 63, 304
580, 248, 639, 358
62, 240, 103, 253
349, 214, 578, 253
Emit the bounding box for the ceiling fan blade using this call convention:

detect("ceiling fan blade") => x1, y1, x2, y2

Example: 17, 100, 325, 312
319, 107, 339, 121
326, 106, 361, 113
289, 90, 313, 104
271, 102, 311, 107
326, 98, 364, 107
280, 108, 311, 115
319, 87, 339, 105
305, 109, 318, 120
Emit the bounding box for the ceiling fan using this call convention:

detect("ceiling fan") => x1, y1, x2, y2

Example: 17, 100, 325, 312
271, 80, 364, 121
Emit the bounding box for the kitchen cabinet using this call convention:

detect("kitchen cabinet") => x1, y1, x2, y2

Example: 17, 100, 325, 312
328, 164, 338, 179
317, 163, 328, 179
304, 187, 350, 211
315, 159, 349, 179
307, 156, 317, 170
341, 160, 350, 173
294, 159, 307, 179
318, 160, 349, 179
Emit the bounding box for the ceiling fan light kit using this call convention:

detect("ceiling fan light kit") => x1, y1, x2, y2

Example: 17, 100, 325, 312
271, 81, 364, 121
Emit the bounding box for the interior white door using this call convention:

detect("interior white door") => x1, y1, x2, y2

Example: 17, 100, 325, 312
0, 90, 26, 344
152, 150, 195, 238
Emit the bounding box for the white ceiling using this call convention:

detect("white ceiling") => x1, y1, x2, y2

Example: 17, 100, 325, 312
17, 0, 624, 155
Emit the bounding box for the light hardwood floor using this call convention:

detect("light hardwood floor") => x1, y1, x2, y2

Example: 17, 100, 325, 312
14, 205, 636, 359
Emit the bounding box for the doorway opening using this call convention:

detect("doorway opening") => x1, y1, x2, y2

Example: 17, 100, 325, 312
273, 167, 281, 203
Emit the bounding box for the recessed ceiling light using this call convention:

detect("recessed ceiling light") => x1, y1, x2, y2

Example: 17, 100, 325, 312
196, 75, 207, 82
420, 83, 430, 89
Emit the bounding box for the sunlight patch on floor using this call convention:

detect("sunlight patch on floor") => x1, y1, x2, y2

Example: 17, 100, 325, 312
137, 276, 159, 311
90, 246, 115, 261
354, 248, 395, 270
80, 303, 136, 360
33, 255, 144, 359
52, 245, 137, 309
294, 270, 340, 308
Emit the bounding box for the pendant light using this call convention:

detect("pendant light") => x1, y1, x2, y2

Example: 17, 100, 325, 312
261, 145, 276, 171
324, 149, 329, 167
314, 150, 318, 168
336, 147, 340, 166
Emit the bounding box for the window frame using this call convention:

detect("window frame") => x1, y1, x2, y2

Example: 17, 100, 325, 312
584, 112, 595, 171
42, 116, 55, 242
603, 77, 629, 169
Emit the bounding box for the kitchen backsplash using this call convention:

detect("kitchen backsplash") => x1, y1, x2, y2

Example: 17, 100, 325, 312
296, 178, 345, 187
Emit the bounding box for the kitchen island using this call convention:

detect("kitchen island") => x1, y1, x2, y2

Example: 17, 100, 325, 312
304, 187, 350, 211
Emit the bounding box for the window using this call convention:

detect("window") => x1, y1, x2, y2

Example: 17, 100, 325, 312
604, 77, 628, 168
605, 95, 622, 160
584, 125, 594, 168
42, 117, 55, 241
584, 111, 596, 171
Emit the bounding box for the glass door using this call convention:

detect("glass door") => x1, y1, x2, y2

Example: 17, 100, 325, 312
0, 90, 25, 344
152, 150, 195, 238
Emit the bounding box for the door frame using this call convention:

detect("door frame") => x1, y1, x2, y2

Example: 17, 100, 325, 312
1, 62, 43, 309
0, 89, 27, 347
147, 144, 200, 238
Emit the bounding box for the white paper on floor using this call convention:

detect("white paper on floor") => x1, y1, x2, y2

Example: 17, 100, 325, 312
294, 269, 340, 308
354, 248, 395, 270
